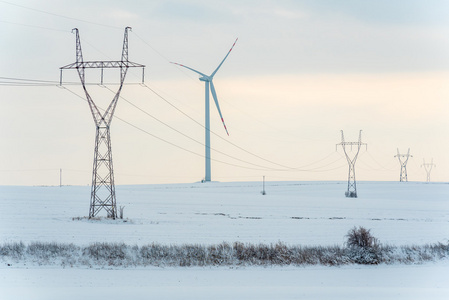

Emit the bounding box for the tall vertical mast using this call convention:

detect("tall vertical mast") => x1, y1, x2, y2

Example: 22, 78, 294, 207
204, 81, 211, 182
395, 148, 412, 182
60, 27, 145, 218
337, 130, 367, 198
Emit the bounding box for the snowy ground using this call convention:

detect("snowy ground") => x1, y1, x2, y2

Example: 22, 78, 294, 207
0, 181, 448, 299
1, 181, 448, 246
2, 264, 449, 300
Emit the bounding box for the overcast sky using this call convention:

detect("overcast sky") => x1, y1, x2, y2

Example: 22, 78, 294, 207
1, 0, 449, 185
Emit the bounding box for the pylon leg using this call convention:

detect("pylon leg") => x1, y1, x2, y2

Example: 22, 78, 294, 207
89, 125, 117, 219
399, 165, 408, 182
345, 163, 357, 198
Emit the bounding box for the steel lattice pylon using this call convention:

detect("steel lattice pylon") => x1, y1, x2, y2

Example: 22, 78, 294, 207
421, 158, 436, 183
394, 148, 412, 182
336, 130, 367, 198
60, 27, 145, 219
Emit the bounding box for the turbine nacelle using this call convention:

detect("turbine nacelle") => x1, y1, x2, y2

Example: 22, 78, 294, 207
199, 76, 211, 82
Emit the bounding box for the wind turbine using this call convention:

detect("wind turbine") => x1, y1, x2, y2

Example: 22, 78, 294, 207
171, 38, 238, 182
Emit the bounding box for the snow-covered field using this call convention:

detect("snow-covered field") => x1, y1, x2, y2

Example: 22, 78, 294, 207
1, 181, 448, 299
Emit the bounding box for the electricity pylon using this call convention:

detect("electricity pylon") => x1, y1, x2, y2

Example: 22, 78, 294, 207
421, 158, 436, 182
60, 27, 145, 219
336, 130, 367, 198
394, 148, 412, 182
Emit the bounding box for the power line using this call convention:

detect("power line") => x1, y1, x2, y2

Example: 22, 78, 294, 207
367, 151, 395, 171
0, 81, 141, 87
0, 76, 142, 86
0, 76, 61, 86
130, 31, 322, 146
0, 76, 59, 83
61, 86, 278, 172
0, 20, 68, 32
63, 85, 346, 173
1, 12, 342, 173
0, 0, 121, 30
0, 168, 60, 172
131, 31, 172, 63
107, 85, 346, 172
103, 86, 289, 171
130, 31, 213, 84
142, 83, 339, 171
1, 74, 345, 173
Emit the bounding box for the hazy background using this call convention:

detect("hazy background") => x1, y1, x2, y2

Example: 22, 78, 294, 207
1, 0, 448, 185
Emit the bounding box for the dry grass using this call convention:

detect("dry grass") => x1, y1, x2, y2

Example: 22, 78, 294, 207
1, 227, 448, 268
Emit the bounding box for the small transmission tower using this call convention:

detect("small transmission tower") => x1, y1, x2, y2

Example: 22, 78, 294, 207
394, 148, 412, 182
421, 158, 436, 182
336, 130, 367, 198
60, 27, 145, 219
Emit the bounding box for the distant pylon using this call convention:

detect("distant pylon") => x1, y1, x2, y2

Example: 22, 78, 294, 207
394, 148, 412, 182
60, 27, 145, 219
421, 158, 436, 182
336, 130, 367, 198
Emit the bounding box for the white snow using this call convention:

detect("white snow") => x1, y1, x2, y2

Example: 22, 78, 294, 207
0, 181, 448, 299
1, 264, 449, 300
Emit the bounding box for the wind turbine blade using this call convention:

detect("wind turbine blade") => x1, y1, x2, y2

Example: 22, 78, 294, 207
170, 62, 207, 77
210, 38, 238, 78
210, 81, 229, 136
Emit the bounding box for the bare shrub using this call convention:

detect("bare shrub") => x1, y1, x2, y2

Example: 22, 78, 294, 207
84, 242, 129, 266
427, 242, 449, 260
180, 244, 208, 266
207, 242, 233, 265
319, 246, 351, 266
289, 246, 320, 265
140, 243, 170, 266
0, 242, 25, 259
348, 246, 381, 265
346, 226, 379, 249
24, 242, 79, 266
345, 226, 382, 264
272, 242, 292, 265
233, 242, 246, 262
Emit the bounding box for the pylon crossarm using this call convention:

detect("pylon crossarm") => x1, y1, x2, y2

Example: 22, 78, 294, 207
340, 142, 362, 146
60, 60, 144, 70
60, 61, 143, 86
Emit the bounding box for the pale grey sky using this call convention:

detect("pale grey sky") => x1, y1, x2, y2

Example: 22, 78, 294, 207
1, 0, 448, 185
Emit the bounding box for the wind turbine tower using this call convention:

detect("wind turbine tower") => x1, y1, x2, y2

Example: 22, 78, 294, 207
421, 158, 436, 182
336, 130, 367, 198
394, 148, 412, 182
60, 27, 145, 219
171, 39, 237, 182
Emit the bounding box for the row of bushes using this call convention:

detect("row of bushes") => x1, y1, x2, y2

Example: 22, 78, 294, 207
1, 227, 448, 268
